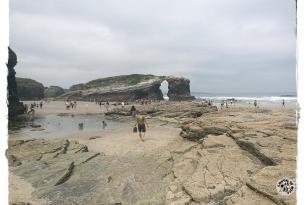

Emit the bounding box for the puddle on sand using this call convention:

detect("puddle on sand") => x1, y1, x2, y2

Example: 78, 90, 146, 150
9, 114, 125, 139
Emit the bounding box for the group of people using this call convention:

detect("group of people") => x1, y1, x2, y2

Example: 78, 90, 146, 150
200, 99, 213, 107
65, 101, 77, 110
96, 100, 118, 111
252, 99, 286, 108
25, 101, 44, 114
138, 100, 153, 105
218, 98, 287, 110
220, 100, 229, 110
219, 99, 238, 110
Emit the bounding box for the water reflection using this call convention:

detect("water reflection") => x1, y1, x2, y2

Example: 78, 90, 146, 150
11, 114, 121, 138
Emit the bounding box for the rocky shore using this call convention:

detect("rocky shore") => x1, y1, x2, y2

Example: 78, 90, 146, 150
7, 101, 297, 205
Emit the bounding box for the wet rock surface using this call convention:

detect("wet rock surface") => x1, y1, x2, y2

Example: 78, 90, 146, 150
8, 139, 174, 204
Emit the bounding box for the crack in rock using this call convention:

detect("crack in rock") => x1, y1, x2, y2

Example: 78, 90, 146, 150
54, 162, 74, 186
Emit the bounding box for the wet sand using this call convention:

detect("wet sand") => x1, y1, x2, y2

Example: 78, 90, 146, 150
10, 101, 182, 156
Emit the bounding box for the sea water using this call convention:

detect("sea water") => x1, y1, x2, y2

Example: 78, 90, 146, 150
191, 92, 298, 108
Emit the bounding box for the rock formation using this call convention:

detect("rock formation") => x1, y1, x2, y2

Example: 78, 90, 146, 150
7, 47, 25, 119
16, 77, 44, 100
57, 74, 195, 101
166, 107, 296, 205
8, 139, 173, 204
70, 83, 89, 91
7, 102, 297, 204
105, 104, 296, 205
167, 77, 194, 101
44, 86, 65, 98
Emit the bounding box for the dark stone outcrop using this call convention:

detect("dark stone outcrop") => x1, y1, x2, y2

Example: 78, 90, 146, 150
7, 47, 25, 119
57, 74, 194, 101
167, 77, 195, 101
16, 77, 44, 100
44, 86, 65, 98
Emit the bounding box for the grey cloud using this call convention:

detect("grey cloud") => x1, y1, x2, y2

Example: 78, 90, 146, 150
10, 0, 296, 93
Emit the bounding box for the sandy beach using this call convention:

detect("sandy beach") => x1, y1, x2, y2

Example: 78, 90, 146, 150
8, 100, 297, 205
6, 0, 299, 203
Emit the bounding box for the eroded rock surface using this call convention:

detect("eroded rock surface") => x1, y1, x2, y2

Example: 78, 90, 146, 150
8, 102, 297, 205
164, 107, 297, 205
167, 77, 194, 101
8, 139, 174, 204
57, 74, 195, 101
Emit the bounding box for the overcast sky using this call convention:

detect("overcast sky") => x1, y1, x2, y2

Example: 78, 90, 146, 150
10, 0, 296, 93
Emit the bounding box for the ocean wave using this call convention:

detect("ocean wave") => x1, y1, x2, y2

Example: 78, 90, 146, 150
195, 96, 297, 102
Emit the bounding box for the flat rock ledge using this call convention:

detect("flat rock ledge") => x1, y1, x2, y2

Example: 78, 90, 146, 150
7, 139, 174, 204
8, 104, 297, 205
164, 107, 296, 205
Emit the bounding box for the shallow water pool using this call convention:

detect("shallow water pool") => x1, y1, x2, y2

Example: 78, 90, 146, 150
9, 114, 124, 139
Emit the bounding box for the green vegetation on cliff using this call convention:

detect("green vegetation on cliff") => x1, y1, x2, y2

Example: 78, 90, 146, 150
16, 77, 42, 87
86, 74, 166, 88
16, 77, 44, 100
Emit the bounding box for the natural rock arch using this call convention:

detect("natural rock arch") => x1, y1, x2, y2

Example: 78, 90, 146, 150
163, 76, 194, 101
160, 80, 169, 100
57, 74, 195, 101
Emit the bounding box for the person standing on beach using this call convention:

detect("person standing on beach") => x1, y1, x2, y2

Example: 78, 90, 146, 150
24, 104, 28, 114
130, 105, 137, 118
28, 103, 35, 114
254, 100, 257, 108
65, 101, 70, 110
105, 101, 110, 111
134, 115, 149, 142
282, 99, 285, 107
102, 121, 107, 129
